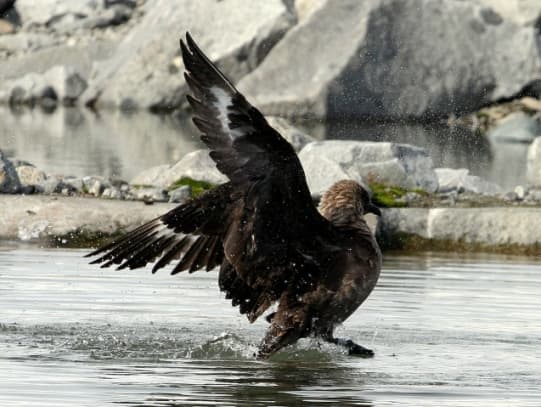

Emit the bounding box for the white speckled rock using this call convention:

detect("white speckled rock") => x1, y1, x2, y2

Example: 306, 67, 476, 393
435, 168, 502, 195
15, 165, 47, 187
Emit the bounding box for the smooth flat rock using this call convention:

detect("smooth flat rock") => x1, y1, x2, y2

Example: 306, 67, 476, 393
2, 195, 540, 252
0, 195, 175, 242
379, 207, 541, 248
238, 0, 541, 120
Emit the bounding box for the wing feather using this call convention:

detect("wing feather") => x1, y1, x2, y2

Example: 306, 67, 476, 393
87, 34, 337, 324
87, 183, 235, 274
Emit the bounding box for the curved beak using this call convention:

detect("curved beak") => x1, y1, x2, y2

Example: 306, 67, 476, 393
366, 203, 382, 217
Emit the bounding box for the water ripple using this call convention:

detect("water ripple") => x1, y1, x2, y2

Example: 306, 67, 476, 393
1, 248, 540, 406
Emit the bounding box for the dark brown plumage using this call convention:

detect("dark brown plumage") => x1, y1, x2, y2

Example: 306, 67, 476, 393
87, 33, 382, 358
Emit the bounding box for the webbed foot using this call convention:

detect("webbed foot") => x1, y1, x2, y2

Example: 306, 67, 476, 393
327, 337, 374, 358
345, 340, 374, 358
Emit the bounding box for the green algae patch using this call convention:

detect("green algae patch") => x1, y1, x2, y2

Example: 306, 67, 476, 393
369, 182, 428, 208
168, 177, 215, 197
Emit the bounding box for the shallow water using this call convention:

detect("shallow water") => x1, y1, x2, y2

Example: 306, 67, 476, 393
1, 246, 540, 406
1, 107, 529, 188
0, 107, 202, 180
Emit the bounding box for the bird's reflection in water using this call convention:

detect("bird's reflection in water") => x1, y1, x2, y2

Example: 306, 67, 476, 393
104, 351, 376, 406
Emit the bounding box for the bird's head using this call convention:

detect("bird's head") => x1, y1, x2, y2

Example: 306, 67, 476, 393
318, 180, 381, 220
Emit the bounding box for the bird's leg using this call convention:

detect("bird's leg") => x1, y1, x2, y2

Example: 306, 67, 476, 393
322, 334, 374, 358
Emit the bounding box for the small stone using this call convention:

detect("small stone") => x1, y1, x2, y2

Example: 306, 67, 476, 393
109, 188, 123, 199
63, 177, 84, 192
134, 187, 168, 203
88, 180, 103, 197
503, 191, 519, 202
525, 189, 541, 202
39, 178, 60, 194
101, 188, 113, 199
514, 185, 527, 200
403, 192, 421, 203
101, 187, 123, 199
438, 190, 458, 206
16, 165, 47, 187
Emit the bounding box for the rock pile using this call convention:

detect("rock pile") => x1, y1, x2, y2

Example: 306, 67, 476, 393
1, 0, 540, 120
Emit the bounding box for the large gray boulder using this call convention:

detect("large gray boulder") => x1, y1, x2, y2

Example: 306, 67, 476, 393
238, 0, 541, 120
0, 150, 21, 193
84, 0, 296, 110
298, 140, 438, 196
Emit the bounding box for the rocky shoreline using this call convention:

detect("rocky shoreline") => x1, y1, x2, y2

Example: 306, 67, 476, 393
1, 194, 540, 255
1, 1, 540, 120
2, 123, 541, 253
1, 0, 541, 253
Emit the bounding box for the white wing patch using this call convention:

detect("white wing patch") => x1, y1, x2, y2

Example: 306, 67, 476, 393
211, 86, 234, 137
210, 86, 253, 140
